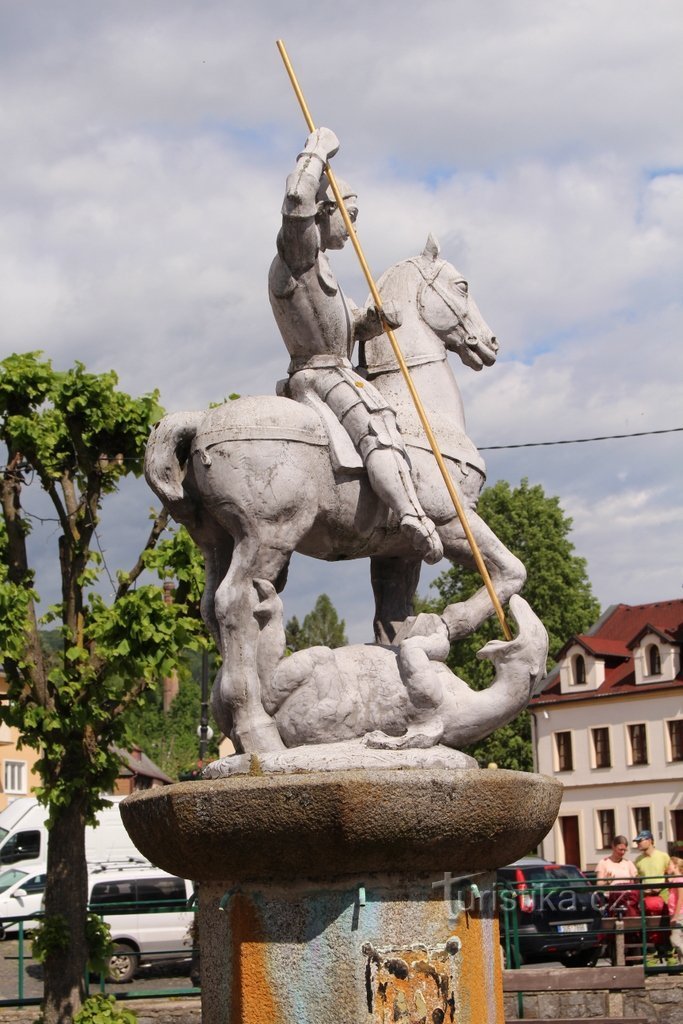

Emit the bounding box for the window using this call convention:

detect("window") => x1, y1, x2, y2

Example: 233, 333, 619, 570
628, 723, 648, 765
633, 807, 651, 837
647, 644, 661, 676
668, 720, 683, 762
0, 831, 41, 865
22, 872, 47, 895
597, 809, 616, 849
555, 732, 573, 772
90, 879, 136, 908
573, 655, 586, 685
136, 876, 187, 910
3, 760, 27, 795
592, 727, 611, 768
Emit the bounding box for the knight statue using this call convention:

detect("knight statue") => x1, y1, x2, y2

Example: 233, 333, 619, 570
269, 127, 442, 565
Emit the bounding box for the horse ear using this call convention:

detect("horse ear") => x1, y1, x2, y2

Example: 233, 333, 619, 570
422, 234, 440, 262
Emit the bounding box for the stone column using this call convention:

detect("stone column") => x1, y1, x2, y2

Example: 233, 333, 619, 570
121, 768, 561, 1024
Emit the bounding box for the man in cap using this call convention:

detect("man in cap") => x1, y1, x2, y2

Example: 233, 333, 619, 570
268, 127, 442, 565
634, 829, 674, 965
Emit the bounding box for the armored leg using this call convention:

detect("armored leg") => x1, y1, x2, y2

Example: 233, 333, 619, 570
361, 447, 442, 565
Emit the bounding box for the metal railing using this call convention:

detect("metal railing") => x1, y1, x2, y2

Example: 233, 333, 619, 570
0, 899, 200, 1008
499, 874, 682, 975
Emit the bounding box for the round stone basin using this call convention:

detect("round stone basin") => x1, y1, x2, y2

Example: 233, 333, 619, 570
121, 768, 561, 884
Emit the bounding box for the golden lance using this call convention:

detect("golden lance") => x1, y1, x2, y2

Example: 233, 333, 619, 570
276, 39, 512, 641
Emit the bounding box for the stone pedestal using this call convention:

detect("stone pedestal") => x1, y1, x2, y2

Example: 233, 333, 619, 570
121, 768, 561, 1024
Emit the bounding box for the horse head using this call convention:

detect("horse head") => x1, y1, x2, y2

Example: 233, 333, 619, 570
409, 235, 499, 371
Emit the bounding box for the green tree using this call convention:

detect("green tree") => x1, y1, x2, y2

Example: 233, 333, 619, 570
0, 353, 205, 1024
420, 478, 600, 770
285, 593, 348, 651
127, 667, 221, 779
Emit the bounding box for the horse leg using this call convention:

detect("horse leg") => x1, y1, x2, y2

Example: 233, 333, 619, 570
371, 556, 422, 644
212, 532, 290, 754
199, 535, 233, 648
437, 512, 526, 640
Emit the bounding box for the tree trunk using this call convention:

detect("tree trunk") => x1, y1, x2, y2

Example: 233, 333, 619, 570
41, 795, 89, 1024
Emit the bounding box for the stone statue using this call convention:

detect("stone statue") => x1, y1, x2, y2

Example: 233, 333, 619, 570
143, 127, 536, 762
269, 127, 441, 565
203, 582, 548, 776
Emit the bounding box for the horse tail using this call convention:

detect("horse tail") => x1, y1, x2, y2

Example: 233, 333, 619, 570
144, 410, 204, 526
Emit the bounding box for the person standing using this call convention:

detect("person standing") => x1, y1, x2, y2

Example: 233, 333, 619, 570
634, 829, 673, 965
667, 856, 683, 964
634, 829, 672, 900
596, 835, 638, 916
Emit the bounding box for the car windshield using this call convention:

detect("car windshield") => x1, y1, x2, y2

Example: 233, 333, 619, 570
0, 868, 28, 894
0, 827, 8, 844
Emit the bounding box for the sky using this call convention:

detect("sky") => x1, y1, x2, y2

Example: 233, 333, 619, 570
1, 0, 682, 643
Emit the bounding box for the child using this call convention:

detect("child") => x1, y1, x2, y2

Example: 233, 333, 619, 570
668, 856, 683, 964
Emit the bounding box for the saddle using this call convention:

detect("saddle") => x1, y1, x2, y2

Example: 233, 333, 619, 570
276, 377, 363, 472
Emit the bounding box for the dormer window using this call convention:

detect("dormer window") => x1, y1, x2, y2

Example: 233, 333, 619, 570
648, 644, 661, 676
632, 630, 679, 684
558, 643, 604, 693
574, 654, 586, 685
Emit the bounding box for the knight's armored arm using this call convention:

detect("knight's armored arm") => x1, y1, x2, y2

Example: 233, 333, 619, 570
278, 128, 340, 277
352, 298, 403, 343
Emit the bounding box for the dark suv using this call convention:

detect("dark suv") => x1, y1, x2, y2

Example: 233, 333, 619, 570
497, 856, 604, 967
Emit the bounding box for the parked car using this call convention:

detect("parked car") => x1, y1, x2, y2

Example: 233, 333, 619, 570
497, 856, 604, 967
0, 863, 47, 936
88, 864, 195, 982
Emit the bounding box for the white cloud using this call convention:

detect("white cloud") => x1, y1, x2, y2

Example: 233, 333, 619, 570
1, 0, 682, 642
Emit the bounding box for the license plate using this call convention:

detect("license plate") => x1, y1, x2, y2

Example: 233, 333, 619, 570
556, 923, 588, 933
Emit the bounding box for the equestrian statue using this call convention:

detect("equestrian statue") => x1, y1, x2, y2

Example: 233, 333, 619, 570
145, 127, 545, 765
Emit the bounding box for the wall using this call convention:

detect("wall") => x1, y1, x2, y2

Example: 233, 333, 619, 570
504, 972, 683, 1023
0, 998, 201, 1024
532, 691, 683, 867
0, 674, 41, 813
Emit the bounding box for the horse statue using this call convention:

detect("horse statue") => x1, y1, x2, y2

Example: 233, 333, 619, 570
145, 237, 526, 755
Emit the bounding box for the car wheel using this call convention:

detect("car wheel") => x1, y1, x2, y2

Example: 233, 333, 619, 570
560, 947, 600, 968
106, 943, 139, 983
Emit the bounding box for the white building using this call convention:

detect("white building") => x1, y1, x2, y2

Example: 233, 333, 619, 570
530, 600, 683, 870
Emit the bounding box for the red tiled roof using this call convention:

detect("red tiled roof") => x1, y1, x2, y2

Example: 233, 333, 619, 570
533, 599, 683, 705
564, 637, 630, 659
588, 601, 683, 643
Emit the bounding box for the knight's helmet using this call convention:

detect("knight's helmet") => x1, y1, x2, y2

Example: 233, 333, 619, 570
316, 172, 357, 207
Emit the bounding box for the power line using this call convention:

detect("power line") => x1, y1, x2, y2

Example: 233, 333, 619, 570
2, 426, 681, 476
479, 426, 683, 452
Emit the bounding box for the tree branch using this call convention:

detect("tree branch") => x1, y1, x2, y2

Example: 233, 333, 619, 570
115, 508, 170, 600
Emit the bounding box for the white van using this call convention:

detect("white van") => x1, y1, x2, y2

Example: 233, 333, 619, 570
0, 861, 195, 984
88, 864, 195, 982
0, 797, 147, 870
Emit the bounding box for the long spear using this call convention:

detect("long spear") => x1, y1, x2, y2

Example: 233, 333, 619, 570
276, 39, 512, 641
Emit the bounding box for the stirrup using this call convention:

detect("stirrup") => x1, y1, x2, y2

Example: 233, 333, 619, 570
400, 514, 443, 565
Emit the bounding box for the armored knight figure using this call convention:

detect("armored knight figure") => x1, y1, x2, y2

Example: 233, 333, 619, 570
268, 127, 443, 564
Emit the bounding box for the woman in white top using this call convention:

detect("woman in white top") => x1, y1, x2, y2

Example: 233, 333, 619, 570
596, 835, 638, 917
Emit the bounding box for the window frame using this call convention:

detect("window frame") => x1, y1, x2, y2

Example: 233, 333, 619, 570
666, 719, 683, 762
573, 654, 587, 686
647, 643, 662, 676
626, 722, 649, 766
3, 760, 27, 796
591, 726, 612, 769
631, 805, 652, 838
596, 808, 616, 850
554, 731, 574, 772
